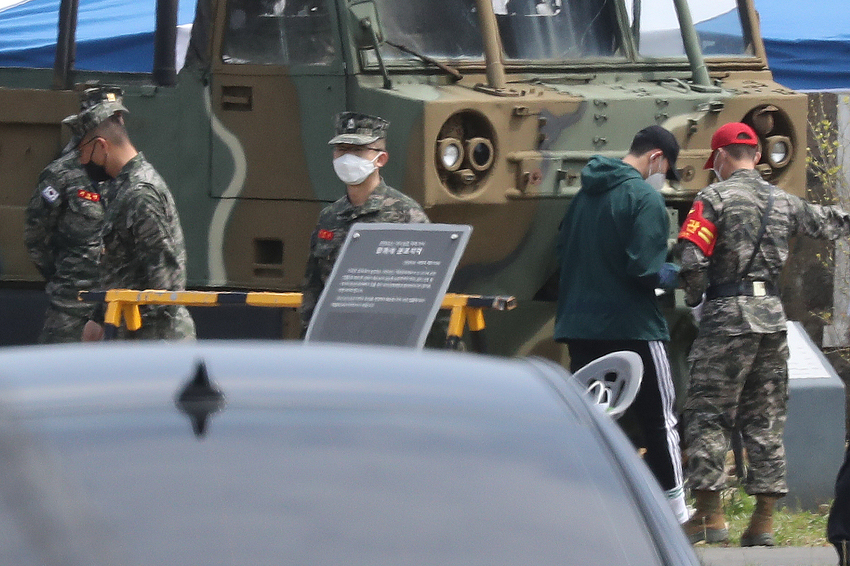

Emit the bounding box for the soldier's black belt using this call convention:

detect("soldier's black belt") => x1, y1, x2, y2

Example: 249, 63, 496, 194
706, 281, 778, 300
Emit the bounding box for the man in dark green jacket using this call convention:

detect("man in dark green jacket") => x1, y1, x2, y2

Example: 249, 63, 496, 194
555, 125, 685, 522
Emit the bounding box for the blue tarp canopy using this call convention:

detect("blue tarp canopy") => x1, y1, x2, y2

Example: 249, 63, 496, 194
0, 0, 195, 72
697, 0, 850, 91
756, 0, 850, 91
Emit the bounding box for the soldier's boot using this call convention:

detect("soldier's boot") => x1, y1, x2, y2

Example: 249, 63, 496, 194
683, 490, 729, 544
740, 494, 779, 547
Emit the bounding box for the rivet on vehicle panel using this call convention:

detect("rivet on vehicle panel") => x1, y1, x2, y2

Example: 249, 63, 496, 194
353, 232, 360, 240
451, 233, 459, 240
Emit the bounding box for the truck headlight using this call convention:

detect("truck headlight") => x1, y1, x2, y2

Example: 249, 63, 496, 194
766, 136, 792, 169
438, 138, 464, 172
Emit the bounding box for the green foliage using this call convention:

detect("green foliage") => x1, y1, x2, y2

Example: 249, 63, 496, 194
807, 94, 850, 206
806, 94, 850, 361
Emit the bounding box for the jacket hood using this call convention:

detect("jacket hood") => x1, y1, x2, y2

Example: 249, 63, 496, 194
581, 155, 645, 194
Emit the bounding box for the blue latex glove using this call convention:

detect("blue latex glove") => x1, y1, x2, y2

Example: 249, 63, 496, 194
657, 262, 681, 291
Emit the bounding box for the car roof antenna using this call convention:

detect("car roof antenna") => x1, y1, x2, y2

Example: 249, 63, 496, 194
175, 360, 226, 438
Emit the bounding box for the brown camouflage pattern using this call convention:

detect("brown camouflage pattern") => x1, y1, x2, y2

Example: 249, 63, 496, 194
678, 167, 850, 495
684, 332, 789, 494
300, 179, 429, 331
24, 150, 105, 342
679, 168, 850, 334
100, 153, 195, 339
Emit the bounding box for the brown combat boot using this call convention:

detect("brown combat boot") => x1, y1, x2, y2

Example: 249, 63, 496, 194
740, 494, 779, 547
683, 490, 729, 544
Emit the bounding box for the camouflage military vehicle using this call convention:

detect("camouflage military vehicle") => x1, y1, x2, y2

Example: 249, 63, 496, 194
0, 0, 806, 375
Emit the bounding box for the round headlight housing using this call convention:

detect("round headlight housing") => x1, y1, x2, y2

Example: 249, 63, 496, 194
466, 137, 495, 172
766, 135, 792, 169
435, 111, 497, 197
743, 105, 796, 183
438, 138, 464, 171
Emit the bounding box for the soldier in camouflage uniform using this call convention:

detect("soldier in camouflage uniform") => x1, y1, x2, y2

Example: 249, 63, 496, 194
23, 87, 122, 343
676, 122, 850, 546
76, 97, 196, 340
300, 112, 429, 333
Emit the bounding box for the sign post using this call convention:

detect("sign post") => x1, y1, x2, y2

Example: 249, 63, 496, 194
305, 223, 471, 348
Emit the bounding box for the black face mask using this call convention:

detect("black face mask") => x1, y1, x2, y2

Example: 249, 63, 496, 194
83, 161, 110, 184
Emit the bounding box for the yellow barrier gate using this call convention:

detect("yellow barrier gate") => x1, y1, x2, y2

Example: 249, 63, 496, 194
79, 290, 517, 353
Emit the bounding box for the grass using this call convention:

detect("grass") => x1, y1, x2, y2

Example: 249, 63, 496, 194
691, 486, 831, 547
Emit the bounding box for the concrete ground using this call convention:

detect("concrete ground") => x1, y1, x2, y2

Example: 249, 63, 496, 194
696, 546, 838, 566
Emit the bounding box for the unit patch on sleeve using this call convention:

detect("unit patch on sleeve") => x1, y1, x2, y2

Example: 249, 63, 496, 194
41, 185, 60, 204
76, 189, 101, 202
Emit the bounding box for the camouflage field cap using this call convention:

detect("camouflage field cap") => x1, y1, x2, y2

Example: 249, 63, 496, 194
61, 114, 84, 139
80, 85, 125, 110
328, 111, 389, 145
77, 97, 129, 138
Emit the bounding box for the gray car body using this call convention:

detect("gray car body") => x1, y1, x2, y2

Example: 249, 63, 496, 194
0, 342, 698, 565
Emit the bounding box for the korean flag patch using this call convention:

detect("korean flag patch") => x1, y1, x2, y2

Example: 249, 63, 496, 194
41, 185, 60, 204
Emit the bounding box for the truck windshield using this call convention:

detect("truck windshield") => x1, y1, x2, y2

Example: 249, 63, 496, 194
628, 0, 753, 58
372, 0, 622, 64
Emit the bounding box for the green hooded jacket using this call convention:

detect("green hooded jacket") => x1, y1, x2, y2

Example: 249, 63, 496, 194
555, 155, 670, 341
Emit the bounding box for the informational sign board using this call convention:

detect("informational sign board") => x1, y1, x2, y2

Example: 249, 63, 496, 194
305, 223, 472, 348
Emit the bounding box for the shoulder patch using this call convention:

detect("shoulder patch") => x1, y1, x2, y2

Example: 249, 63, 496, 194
41, 185, 60, 204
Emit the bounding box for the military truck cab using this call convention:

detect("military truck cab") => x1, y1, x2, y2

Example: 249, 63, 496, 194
0, 0, 806, 364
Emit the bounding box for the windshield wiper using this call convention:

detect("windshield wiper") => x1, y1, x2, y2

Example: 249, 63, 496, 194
385, 40, 463, 82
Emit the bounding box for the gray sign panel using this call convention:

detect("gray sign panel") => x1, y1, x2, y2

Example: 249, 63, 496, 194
305, 223, 471, 348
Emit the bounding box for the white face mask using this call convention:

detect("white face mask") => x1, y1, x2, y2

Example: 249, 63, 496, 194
646, 172, 665, 191
645, 154, 666, 190
712, 150, 725, 182
333, 152, 380, 186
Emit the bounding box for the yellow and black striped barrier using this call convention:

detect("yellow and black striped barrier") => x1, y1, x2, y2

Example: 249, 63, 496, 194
79, 290, 517, 352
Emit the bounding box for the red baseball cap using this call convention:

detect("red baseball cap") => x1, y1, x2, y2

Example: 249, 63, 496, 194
704, 122, 759, 169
